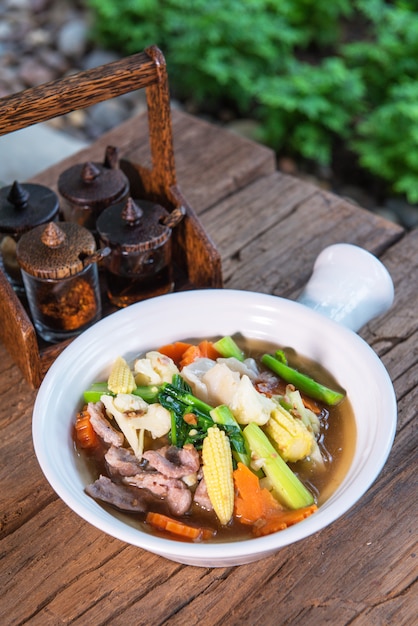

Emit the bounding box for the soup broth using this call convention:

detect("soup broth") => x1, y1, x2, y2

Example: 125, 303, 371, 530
74, 335, 356, 542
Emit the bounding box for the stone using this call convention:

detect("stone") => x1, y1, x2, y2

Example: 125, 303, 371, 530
87, 99, 130, 134
18, 56, 56, 86
0, 123, 88, 183
57, 18, 89, 58
386, 198, 418, 230
372, 207, 401, 225
6, 0, 31, 9
82, 49, 120, 70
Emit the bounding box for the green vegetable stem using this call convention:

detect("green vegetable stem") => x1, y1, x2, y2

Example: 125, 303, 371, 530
261, 352, 345, 406
213, 335, 245, 362
243, 422, 314, 510
83, 382, 160, 404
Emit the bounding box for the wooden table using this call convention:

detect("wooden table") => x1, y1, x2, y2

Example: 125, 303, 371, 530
1, 110, 416, 625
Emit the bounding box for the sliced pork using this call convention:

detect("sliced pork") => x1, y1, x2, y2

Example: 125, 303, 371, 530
85, 475, 154, 512
88, 401, 124, 447
193, 478, 213, 511
143, 444, 200, 478
105, 445, 146, 477
123, 473, 192, 516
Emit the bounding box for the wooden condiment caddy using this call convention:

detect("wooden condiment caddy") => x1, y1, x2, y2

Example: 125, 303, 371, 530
0, 46, 222, 388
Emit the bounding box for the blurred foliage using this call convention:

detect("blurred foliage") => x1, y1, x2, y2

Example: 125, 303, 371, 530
86, 0, 418, 202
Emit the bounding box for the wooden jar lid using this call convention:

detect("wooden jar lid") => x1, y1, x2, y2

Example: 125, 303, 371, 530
0, 181, 59, 235
16, 222, 97, 279
96, 198, 173, 252
57, 146, 129, 208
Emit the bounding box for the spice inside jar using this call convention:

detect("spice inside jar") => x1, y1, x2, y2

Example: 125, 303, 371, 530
16, 222, 103, 343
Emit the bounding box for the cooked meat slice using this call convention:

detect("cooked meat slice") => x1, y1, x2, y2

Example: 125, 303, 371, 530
88, 401, 124, 447
85, 475, 154, 512
194, 478, 213, 511
124, 473, 192, 516
143, 444, 200, 478
105, 445, 146, 477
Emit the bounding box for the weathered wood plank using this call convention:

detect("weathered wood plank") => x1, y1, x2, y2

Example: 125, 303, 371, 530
199, 171, 404, 295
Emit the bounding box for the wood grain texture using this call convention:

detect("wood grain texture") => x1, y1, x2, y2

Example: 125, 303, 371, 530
0, 111, 416, 625
0, 51, 157, 136
198, 170, 404, 295
0, 270, 42, 387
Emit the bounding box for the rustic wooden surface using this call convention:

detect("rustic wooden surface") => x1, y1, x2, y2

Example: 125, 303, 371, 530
1, 111, 416, 626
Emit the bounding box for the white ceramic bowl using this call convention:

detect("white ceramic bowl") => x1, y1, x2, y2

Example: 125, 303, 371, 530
32, 245, 397, 567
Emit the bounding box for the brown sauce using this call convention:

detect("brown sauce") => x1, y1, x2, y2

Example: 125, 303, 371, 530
74, 335, 356, 543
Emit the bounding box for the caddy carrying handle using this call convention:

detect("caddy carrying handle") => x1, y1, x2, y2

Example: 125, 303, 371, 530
0, 46, 176, 202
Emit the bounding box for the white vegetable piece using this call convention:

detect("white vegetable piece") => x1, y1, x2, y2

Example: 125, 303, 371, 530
229, 375, 275, 425
217, 356, 259, 380
101, 394, 144, 458
134, 351, 179, 386
202, 362, 240, 407
129, 403, 171, 438
101, 393, 171, 459
285, 386, 321, 435
181, 357, 217, 402
113, 393, 148, 413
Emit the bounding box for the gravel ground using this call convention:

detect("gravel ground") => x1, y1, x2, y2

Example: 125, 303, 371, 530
1, 0, 417, 229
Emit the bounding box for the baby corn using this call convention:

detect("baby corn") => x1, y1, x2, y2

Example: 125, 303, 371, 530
265, 403, 313, 462
107, 356, 137, 394
202, 426, 234, 525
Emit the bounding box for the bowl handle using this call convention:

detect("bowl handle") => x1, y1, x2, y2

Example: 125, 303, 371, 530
297, 244, 394, 332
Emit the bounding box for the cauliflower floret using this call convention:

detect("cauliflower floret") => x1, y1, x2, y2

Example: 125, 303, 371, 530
101, 394, 144, 458
229, 374, 275, 425
134, 351, 179, 385
101, 393, 171, 459
129, 403, 171, 439
113, 393, 148, 413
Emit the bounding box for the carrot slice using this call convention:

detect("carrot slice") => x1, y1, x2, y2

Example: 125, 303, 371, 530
158, 340, 220, 369
233, 462, 282, 524
75, 408, 99, 449
301, 394, 322, 415
252, 504, 318, 537
146, 512, 215, 541
233, 463, 317, 536
179, 344, 202, 368
198, 340, 221, 360
157, 341, 193, 366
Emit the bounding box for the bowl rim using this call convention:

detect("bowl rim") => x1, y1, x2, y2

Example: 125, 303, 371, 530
32, 288, 397, 564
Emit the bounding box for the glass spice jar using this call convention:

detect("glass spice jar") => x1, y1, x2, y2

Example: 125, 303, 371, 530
96, 197, 185, 308
57, 145, 130, 233
16, 222, 104, 343
0, 181, 60, 293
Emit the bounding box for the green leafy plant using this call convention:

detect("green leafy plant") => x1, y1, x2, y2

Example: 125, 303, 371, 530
86, 0, 418, 203
343, 1, 418, 201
